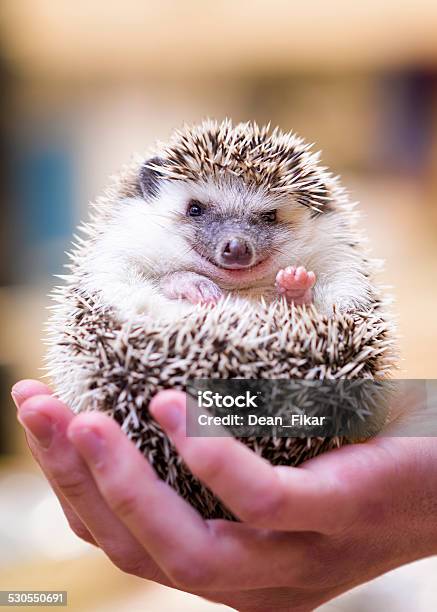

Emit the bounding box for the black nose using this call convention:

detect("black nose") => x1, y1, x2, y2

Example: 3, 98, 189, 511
220, 238, 254, 268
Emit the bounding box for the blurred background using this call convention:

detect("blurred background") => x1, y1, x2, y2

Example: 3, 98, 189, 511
0, 1, 437, 610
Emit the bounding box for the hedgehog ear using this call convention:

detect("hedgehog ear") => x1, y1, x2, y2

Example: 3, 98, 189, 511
139, 157, 165, 200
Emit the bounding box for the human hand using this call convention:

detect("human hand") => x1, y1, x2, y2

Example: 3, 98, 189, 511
11, 379, 437, 611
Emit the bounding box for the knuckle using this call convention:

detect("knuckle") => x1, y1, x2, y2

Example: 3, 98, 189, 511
98, 539, 144, 576
108, 552, 148, 577
110, 490, 140, 520
53, 471, 88, 502
68, 520, 95, 545
238, 488, 285, 526
195, 450, 223, 483
167, 556, 216, 589
191, 453, 223, 485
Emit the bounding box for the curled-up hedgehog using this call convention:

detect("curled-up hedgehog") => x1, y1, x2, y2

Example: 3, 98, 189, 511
80, 119, 376, 321
46, 119, 396, 519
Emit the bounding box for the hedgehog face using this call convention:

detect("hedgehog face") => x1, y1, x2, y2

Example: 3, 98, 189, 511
71, 120, 374, 323
137, 167, 313, 288
131, 119, 346, 290
177, 178, 295, 272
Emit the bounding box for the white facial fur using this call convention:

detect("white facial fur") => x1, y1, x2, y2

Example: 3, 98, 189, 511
82, 175, 373, 321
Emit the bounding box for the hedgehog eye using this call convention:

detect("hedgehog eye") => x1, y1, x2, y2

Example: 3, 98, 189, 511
187, 200, 204, 217
261, 210, 277, 223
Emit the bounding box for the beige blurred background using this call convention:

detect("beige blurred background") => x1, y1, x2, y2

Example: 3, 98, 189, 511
0, 1, 437, 611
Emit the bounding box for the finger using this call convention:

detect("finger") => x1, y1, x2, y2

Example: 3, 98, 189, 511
67, 411, 327, 591
11, 379, 53, 404
11, 381, 96, 545
67, 412, 218, 587
150, 391, 354, 533
16, 394, 166, 582
24, 430, 98, 546
50, 478, 98, 546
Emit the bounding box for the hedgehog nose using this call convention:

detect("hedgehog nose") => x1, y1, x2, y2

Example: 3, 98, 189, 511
220, 237, 254, 268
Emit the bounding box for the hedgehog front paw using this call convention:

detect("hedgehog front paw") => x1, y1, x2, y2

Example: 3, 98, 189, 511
162, 272, 223, 305
187, 278, 223, 305
275, 266, 316, 306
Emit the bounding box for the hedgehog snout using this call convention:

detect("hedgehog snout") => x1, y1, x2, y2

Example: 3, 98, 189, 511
218, 236, 255, 268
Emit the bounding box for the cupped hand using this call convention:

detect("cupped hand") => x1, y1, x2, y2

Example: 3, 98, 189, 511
11, 380, 437, 612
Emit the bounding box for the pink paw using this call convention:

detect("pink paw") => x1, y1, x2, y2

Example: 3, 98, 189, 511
275, 266, 316, 306
163, 272, 223, 305
184, 278, 223, 305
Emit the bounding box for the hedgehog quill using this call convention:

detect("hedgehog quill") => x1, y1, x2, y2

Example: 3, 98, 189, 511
46, 119, 396, 519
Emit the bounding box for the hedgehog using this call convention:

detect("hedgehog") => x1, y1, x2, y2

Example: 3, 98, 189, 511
46, 119, 396, 519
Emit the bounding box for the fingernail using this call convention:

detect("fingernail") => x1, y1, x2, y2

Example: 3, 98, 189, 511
155, 403, 183, 433
68, 428, 105, 468
18, 411, 54, 450
11, 387, 24, 409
